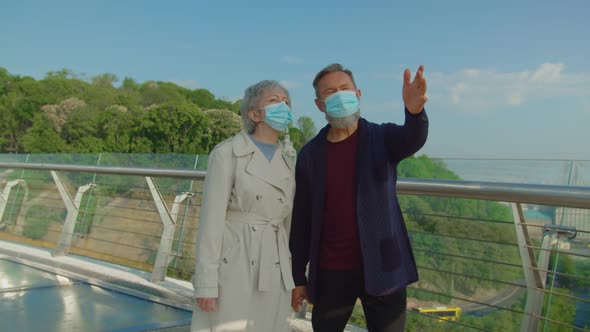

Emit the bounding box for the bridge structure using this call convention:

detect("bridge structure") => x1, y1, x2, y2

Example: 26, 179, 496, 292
0, 155, 589, 331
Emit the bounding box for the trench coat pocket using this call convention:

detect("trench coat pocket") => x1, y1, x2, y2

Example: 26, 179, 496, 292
220, 227, 240, 266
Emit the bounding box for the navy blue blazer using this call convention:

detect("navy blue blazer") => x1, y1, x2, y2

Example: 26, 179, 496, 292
289, 109, 429, 303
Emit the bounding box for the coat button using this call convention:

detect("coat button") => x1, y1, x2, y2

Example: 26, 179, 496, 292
251, 226, 257, 231
256, 195, 261, 200
278, 197, 283, 203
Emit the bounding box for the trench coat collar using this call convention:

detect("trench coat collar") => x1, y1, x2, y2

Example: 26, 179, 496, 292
232, 131, 292, 193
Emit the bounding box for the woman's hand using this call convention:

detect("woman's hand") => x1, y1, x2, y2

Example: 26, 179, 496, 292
197, 297, 218, 312
291, 286, 309, 312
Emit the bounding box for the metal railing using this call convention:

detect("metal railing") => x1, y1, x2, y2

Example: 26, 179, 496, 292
1, 161, 589, 332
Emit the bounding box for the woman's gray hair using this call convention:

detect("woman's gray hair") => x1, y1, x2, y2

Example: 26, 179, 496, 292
240, 80, 290, 134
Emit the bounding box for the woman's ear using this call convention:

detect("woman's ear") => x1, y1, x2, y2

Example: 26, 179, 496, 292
248, 109, 264, 123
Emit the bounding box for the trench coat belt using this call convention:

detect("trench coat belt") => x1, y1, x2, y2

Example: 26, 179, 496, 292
226, 211, 295, 292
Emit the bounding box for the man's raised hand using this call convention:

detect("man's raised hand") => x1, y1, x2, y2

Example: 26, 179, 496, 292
402, 65, 428, 115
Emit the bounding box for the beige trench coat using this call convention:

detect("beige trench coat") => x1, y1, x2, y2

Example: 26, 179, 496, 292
191, 131, 296, 332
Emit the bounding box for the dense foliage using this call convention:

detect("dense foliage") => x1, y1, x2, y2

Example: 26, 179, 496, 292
0, 67, 316, 154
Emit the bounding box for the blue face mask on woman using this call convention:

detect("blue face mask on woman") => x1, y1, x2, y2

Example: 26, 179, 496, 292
324, 90, 359, 118
263, 101, 293, 132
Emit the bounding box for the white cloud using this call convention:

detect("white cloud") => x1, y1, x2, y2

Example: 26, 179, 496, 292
279, 80, 301, 89
463, 69, 480, 78
282, 56, 304, 65
530, 63, 563, 83
424, 63, 590, 113
451, 83, 466, 104
507, 93, 524, 106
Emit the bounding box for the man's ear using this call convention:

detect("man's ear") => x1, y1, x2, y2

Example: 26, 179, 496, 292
356, 89, 362, 100
315, 98, 326, 113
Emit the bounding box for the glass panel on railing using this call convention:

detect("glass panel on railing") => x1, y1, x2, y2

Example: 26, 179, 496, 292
399, 194, 526, 330
0, 153, 206, 276
432, 159, 587, 186
577, 161, 590, 186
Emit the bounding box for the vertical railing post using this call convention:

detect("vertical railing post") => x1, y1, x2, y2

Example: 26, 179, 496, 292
52, 171, 94, 256
512, 202, 552, 332
0, 180, 24, 228
147, 177, 192, 282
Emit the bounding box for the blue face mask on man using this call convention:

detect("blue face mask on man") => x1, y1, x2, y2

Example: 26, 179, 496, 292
324, 90, 359, 118
263, 101, 293, 132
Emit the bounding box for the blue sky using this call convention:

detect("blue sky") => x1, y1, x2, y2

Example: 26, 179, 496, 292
1, 0, 589, 159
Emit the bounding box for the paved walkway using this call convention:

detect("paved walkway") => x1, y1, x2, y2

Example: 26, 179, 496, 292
0, 240, 368, 331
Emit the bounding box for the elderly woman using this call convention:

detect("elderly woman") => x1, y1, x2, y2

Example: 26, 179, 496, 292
191, 80, 296, 332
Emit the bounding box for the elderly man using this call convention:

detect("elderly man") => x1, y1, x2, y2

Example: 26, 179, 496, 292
290, 63, 429, 331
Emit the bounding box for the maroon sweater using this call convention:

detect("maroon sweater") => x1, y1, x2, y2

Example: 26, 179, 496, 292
319, 129, 362, 270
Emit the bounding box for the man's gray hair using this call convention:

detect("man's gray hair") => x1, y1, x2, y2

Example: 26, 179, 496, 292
240, 80, 290, 134
312, 63, 357, 97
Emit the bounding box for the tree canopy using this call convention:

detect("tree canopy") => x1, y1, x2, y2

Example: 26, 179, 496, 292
0, 67, 280, 154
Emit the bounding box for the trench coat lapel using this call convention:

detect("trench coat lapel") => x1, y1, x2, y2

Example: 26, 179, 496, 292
233, 131, 291, 194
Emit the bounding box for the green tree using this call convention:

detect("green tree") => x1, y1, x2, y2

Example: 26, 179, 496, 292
1, 77, 46, 152
98, 105, 134, 152
542, 287, 577, 332
91, 73, 118, 87
230, 99, 242, 114
139, 81, 188, 107
116, 77, 142, 109
0, 67, 13, 95
204, 109, 242, 151
190, 88, 216, 109
297, 116, 317, 144
22, 113, 67, 152
288, 126, 305, 151
137, 101, 211, 153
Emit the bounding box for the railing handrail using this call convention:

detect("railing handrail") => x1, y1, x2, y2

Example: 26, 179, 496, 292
398, 178, 590, 209
0, 162, 207, 179
1, 161, 590, 209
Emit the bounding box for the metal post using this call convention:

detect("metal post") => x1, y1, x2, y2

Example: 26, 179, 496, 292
147, 177, 192, 282
174, 155, 198, 256
0, 180, 24, 228
451, 262, 455, 303
543, 160, 577, 332
78, 153, 101, 235
52, 171, 94, 256
512, 203, 544, 332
